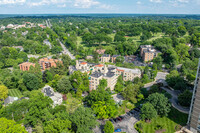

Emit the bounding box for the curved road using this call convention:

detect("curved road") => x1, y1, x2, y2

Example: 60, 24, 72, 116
161, 87, 189, 114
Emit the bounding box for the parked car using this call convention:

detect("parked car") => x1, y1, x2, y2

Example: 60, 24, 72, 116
127, 112, 131, 116
114, 129, 122, 132
109, 119, 115, 123
134, 107, 140, 112
119, 116, 124, 120
113, 118, 118, 122
117, 117, 122, 121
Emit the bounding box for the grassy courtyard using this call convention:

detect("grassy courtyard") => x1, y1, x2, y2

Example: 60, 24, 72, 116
135, 107, 188, 133
8, 89, 22, 98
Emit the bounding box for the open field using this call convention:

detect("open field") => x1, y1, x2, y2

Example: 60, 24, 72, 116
8, 89, 22, 98
135, 107, 188, 133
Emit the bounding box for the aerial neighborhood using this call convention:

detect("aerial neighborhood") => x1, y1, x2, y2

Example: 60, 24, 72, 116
0, 14, 200, 133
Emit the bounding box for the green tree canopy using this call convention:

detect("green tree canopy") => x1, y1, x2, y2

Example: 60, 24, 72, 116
103, 121, 114, 133
140, 102, 157, 121
147, 93, 171, 117
0, 117, 27, 133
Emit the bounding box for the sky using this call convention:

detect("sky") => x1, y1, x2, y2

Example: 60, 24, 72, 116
0, 0, 199, 14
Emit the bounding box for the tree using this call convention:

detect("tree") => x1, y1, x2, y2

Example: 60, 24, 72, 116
147, 93, 171, 116
115, 56, 125, 64
91, 100, 117, 119
0, 85, 8, 100
114, 75, 124, 93
114, 31, 126, 42
0, 117, 27, 133
61, 54, 71, 70
70, 106, 98, 133
175, 43, 189, 61
103, 121, 114, 133
140, 102, 157, 121
122, 84, 140, 103
23, 73, 40, 91
57, 76, 72, 93
24, 94, 53, 127
178, 26, 187, 36
153, 56, 163, 70
44, 118, 72, 133
178, 90, 192, 107
43, 70, 53, 83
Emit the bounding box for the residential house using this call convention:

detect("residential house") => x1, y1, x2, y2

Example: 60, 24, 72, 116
100, 54, 111, 63
4, 96, 18, 105
42, 85, 63, 106
86, 55, 94, 60
96, 49, 106, 54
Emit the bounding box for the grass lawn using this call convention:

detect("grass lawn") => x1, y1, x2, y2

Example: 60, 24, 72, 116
135, 107, 188, 133
8, 89, 22, 98
148, 32, 165, 42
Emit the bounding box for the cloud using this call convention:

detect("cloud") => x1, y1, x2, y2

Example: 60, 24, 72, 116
28, 0, 66, 6
74, 0, 100, 8
149, 0, 162, 3
169, 0, 189, 7
0, 0, 26, 5
137, 1, 142, 4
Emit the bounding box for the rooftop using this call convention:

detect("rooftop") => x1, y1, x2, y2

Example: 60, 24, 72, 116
95, 64, 104, 67
102, 54, 110, 57
112, 55, 120, 58
90, 71, 103, 78
80, 62, 87, 65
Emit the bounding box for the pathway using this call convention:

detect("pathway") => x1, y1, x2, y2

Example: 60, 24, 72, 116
161, 87, 189, 114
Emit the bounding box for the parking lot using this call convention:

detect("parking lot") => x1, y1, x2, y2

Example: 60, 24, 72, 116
113, 109, 140, 133
93, 108, 140, 133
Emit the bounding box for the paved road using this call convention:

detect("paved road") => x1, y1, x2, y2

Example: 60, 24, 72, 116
58, 39, 76, 60
161, 87, 189, 114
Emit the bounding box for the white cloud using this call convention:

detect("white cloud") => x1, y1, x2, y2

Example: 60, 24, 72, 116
74, 0, 100, 8
150, 0, 162, 3
169, 0, 190, 7
57, 3, 66, 7
0, 0, 26, 5
28, 0, 66, 6
137, 1, 142, 4
177, 0, 189, 3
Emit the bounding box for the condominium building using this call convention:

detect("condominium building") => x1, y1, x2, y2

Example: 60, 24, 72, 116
39, 58, 62, 70
70, 60, 141, 91
89, 67, 118, 91
100, 54, 111, 63
188, 59, 200, 133
19, 62, 35, 71
19, 58, 62, 71
140, 45, 160, 62
116, 67, 141, 81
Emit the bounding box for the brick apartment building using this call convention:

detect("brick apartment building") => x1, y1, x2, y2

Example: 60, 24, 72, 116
140, 45, 161, 62
19, 58, 62, 71
19, 62, 35, 71
188, 59, 200, 133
